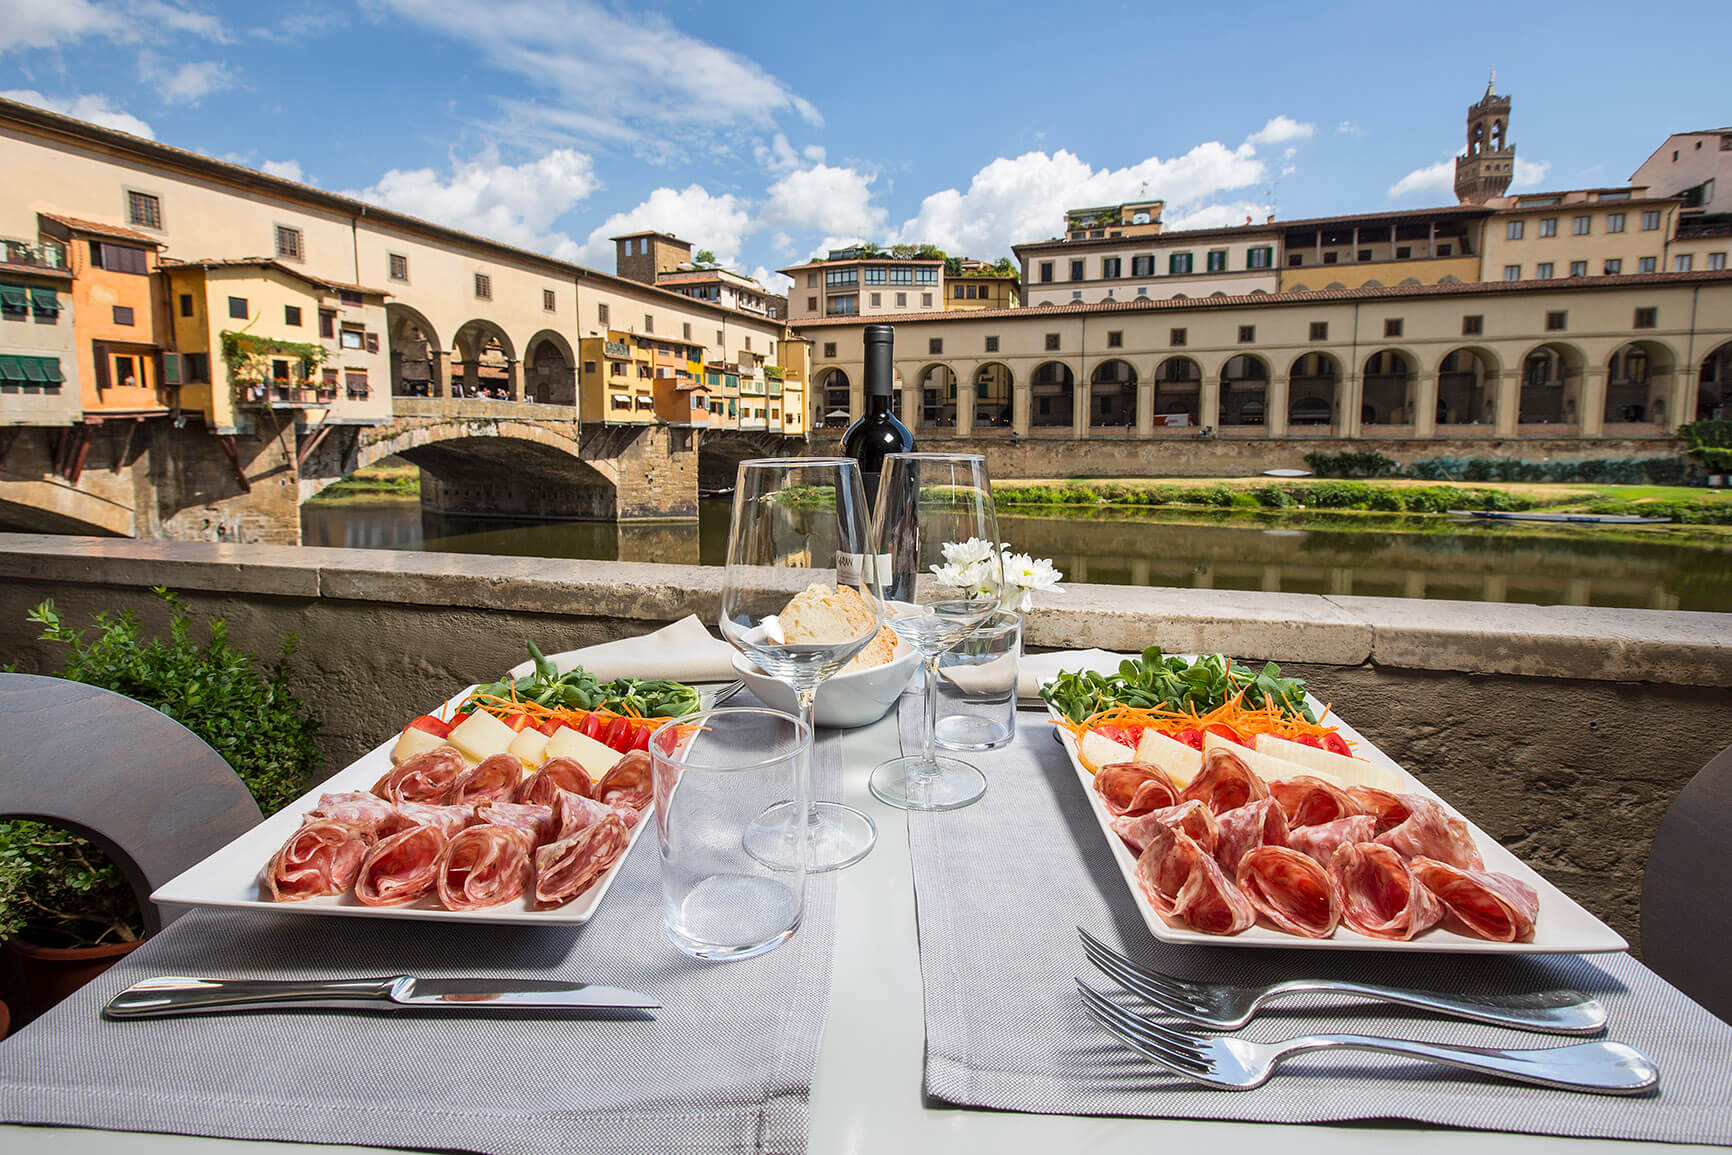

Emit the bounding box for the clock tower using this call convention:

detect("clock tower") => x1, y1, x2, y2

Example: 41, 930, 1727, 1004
1454, 76, 1515, 204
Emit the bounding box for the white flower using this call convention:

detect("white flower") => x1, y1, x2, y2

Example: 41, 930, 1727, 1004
940, 537, 997, 567
932, 538, 1064, 613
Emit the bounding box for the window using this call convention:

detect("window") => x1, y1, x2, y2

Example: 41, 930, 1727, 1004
869, 292, 881, 307
984, 336, 999, 353
1237, 325, 1255, 344
895, 292, 906, 307
284, 305, 302, 326
717, 330, 724, 345
643, 313, 654, 332
1383, 318, 1403, 338
1462, 314, 1484, 336
1604, 259, 1623, 275
864, 266, 886, 284
1642, 210, 1661, 231
319, 309, 335, 338
1039, 261, 1054, 283
1247, 246, 1273, 269
1504, 264, 1522, 281
1506, 220, 1525, 240
1634, 307, 1658, 329
1309, 321, 1328, 341
1536, 262, 1554, 280
1573, 215, 1591, 235
474, 272, 492, 299
1570, 260, 1588, 277
1539, 218, 1557, 238
1676, 254, 1694, 272
744, 336, 752, 351
682, 321, 692, 340
183, 352, 210, 383
953, 285, 965, 299
1170, 327, 1187, 346
1396, 246, 1411, 259
1070, 259, 1085, 281
1637, 256, 1657, 273
1711, 253, 1727, 270
1288, 253, 1305, 267
829, 295, 857, 315
1169, 252, 1194, 275
598, 302, 609, 325
583, 361, 597, 374
921, 293, 932, 307
823, 342, 836, 358
1436, 244, 1452, 257
1205, 250, 1227, 273
806, 273, 817, 288
389, 253, 409, 281
1102, 257, 1122, 278
178, 293, 193, 317
340, 328, 363, 349
90, 242, 148, 275
275, 225, 303, 260
826, 267, 858, 287
228, 296, 248, 319
1322, 252, 1339, 264
112, 305, 134, 326
1607, 213, 1626, 234
1132, 255, 1154, 277
345, 370, 370, 399
923, 337, 941, 356
1546, 311, 1567, 331
1072, 290, 1083, 301
915, 267, 938, 285
339, 289, 362, 308
126, 190, 162, 229
1106, 330, 1123, 348
807, 296, 818, 310
1044, 333, 1060, 351
545, 289, 557, 312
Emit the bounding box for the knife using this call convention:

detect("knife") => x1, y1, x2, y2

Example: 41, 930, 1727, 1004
103, 975, 659, 1019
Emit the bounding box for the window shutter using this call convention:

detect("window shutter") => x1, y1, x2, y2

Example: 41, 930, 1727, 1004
365, 331, 380, 353
161, 352, 183, 385
1168, 254, 1179, 275
94, 345, 110, 391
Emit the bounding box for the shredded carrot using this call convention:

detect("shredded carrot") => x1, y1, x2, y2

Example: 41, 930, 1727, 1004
1053, 693, 1353, 751
455, 692, 675, 730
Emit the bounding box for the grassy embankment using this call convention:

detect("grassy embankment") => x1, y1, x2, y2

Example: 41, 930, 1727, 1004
303, 461, 419, 506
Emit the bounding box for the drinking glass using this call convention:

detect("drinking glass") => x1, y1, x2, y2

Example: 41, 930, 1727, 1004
870, 453, 1003, 811
651, 708, 809, 961
719, 457, 881, 872
934, 608, 1021, 751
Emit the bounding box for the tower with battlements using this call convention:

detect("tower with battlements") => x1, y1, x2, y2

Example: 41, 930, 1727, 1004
1454, 77, 1515, 204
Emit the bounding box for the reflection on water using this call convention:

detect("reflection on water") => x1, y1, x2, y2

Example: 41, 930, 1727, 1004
300, 500, 1732, 612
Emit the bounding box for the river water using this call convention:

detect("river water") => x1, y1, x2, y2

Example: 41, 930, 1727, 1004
301, 499, 1732, 612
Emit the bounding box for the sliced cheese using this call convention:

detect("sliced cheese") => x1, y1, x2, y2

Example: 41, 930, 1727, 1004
1134, 728, 1205, 786
543, 725, 624, 782
1253, 732, 1404, 791
506, 726, 551, 769
447, 710, 517, 764
1202, 733, 1345, 788
392, 726, 453, 765
1077, 729, 1135, 774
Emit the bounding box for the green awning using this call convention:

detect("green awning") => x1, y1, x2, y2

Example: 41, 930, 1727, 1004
39, 358, 65, 383
0, 355, 23, 381
0, 284, 27, 310
28, 287, 59, 314
19, 357, 48, 383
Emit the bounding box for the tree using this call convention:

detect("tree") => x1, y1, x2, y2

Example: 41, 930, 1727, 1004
693, 249, 719, 268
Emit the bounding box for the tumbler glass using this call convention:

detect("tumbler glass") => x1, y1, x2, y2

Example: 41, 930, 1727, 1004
934, 609, 1021, 751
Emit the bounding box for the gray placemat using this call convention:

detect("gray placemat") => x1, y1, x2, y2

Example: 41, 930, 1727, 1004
901, 694, 1732, 1145
0, 720, 842, 1155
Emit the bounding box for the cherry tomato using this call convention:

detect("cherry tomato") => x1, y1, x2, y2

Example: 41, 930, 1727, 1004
1204, 722, 1243, 747
1175, 728, 1205, 751
448, 712, 470, 728
1296, 734, 1324, 749
628, 721, 654, 751
1093, 724, 1141, 749
580, 712, 606, 741
404, 715, 451, 740
601, 715, 634, 752
536, 718, 564, 737
1322, 732, 1353, 758
505, 713, 539, 733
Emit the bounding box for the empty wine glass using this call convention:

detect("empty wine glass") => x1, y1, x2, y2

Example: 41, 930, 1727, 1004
869, 453, 1002, 811
719, 458, 882, 872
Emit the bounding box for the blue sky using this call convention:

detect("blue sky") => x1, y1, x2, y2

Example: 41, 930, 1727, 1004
3, 0, 1727, 292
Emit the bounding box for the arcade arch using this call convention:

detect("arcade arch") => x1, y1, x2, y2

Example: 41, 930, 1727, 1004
1219, 354, 1270, 426
1360, 349, 1416, 426
973, 363, 1014, 429
1287, 352, 1338, 427
1088, 359, 1137, 428
1029, 361, 1075, 428
1436, 347, 1499, 426
1604, 340, 1676, 426
1152, 356, 1201, 427
1518, 342, 1582, 425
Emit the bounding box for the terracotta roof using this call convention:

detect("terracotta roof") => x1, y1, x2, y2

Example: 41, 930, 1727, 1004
0, 260, 72, 280
1013, 207, 1491, 255
37, 212, 162, 246
792, 267, 1732, 328
159, 257, 390, 298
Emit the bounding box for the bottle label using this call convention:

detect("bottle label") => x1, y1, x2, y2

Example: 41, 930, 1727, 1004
836, 550, 893, 588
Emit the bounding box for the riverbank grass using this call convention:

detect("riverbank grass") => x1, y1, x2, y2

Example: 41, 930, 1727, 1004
304, 460, 419, 506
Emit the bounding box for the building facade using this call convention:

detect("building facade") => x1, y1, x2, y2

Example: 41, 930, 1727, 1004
780, 252, 946, 321
656, 266, 775, 316
1016, 215, 1281, 306
0, 239, 76, 428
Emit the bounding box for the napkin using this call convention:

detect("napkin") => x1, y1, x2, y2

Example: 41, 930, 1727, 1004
1015, 648, 1131, 701
507, 614, 739, 683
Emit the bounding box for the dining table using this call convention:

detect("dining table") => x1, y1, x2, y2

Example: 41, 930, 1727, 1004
1, 688, 1728, 1155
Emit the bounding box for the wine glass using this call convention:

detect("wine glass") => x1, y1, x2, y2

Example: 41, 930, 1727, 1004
719, 457, 882, 872
869, 453, 1002, 811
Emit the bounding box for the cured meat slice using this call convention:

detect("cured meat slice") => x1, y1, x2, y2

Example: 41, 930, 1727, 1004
437, 825, 531, 910
1237, 846, 1341, 938
372, 746, 466, 805
515, 756, 594, 807
1093, 762, 1181, 818
534, 814, 630, 908
263, 819, 370, 901
1270, 776, 1365, 828
1286, 813, 1377, 868
1111, 799, 1218, 857
394, 801, 476, 839
552, 788, 614, 839
1375, 795, 1483, 870
1212, 797, 1289, 874
1330, 842, 1444, 941
477, 801, 556, 848
1409, 857, 1540, 943
1176, 747, 1270, 815
354, 825, 447, 907
312, 791, 401, 834
1132, 824, 1257, 936
1344, 785, 1411, 834
450, 752, 524, 805
595, 749, 652, 811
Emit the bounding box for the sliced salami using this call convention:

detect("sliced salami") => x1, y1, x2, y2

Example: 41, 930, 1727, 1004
354, 824, 447, 907
595, 749, 652, 810
450, 752, 524, 805
1285, 814, 1378, 868
1375, 794, 1483, 870
534, 814, 630, 908
1409, 857, 1540, 943
1176, 746, 1270, 815
1330, 841, 1444, 941
436, 825, 531, 910
263, 819, 370, 901
1237, 846, 1341, 938
372, 746, 466, 805
475, 801, 556, 848
1270, 776, 1365, 828
311, 791, 401, 834
1111, 799, 1218, 857
393, 801, 476, 839
1093, 762, 1181, 818
515, 756, 594, 807
1344, 785, 1411, 834
551, 788, 614, 839
1132, 823, 1257, 936
1213, 797, 1289, 874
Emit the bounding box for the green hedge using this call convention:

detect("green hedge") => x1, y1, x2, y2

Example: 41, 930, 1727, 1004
1302, 450, 1401, 478
1406, 456, 1689, 485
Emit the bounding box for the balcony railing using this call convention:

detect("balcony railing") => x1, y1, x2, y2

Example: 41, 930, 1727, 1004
1, 240, 67, 270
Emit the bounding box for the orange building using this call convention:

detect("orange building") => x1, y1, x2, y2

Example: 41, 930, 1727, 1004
38, 212, 169, 419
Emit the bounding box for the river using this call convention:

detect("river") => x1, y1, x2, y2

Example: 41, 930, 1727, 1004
301, 499, 1732, 612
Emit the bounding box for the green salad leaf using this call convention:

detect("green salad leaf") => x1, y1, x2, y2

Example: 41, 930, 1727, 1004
462, 644, 702, 718
1039, 645, 1315, 725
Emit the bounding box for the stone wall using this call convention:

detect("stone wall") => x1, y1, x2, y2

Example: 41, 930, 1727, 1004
612, 424, 698, 520
0, 534, 1727, 951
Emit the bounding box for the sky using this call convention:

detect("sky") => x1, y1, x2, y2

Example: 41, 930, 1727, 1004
2, 0, 1728, 294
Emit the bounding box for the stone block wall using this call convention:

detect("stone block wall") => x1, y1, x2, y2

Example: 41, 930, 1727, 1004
612, 424, 698, 520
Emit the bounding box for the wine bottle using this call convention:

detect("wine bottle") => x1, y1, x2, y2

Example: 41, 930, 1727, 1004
841, 323, 915, 509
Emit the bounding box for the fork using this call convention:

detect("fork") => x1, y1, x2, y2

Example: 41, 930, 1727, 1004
1077, 982, 1658, 1095
1079, 927, 1607, 1035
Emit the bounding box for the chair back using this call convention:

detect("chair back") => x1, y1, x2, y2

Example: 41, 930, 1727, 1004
1641, 743, 1732, 1023
0, 673, 264, 935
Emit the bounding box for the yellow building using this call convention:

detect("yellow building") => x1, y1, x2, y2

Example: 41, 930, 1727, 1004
1481, 190, 1682, 284
578, 331, 657, 423
38, 212, 168, 420
1277, 207, 1488, 293
945, 272, 1020, 310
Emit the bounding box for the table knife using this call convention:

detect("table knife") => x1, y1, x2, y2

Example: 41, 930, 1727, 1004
104, 975, 659, 1019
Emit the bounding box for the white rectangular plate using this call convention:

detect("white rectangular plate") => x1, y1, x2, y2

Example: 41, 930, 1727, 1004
1049, 697, 1628, 954
153, 685, 652, 926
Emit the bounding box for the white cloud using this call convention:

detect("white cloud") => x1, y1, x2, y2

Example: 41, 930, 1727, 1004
0, 0, 104, 53
1168, 201, 1272, 230
346, 148, 599, 253
567, 184, 753, 269
1513, 158, 1551, 190
139, 55, 235, 104
1336, 120, 1363, 136
1387, 158, 1455, 199
124, 0, 228, 43
750, 265, 791, 294
260, 158, 306, 183
0, 88, 154, 138
753, 132, 828, 174
762, 164, 887, 238
1246, 116, 1315, 146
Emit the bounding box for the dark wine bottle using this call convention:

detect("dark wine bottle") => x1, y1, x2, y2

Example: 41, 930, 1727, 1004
840, 323, 915, 509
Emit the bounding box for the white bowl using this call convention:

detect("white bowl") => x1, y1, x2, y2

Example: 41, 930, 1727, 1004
732, 642, 919, 728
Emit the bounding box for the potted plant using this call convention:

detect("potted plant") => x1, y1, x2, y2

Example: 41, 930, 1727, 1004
0, 589, 321, 1027
1680, 420, 1732, 487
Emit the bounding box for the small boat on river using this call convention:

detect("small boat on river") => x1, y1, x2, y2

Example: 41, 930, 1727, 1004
1451, 510, 1672, 525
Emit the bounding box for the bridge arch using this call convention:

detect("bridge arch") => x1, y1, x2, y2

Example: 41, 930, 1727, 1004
523, 329, 576, 407
451, 318, 518, 400
386, 303, 444, 398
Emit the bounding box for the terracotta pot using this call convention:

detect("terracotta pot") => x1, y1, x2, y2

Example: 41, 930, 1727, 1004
0, 936, 144, 1027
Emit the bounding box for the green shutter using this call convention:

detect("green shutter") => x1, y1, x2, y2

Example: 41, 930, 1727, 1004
41, 357, 65, 383
29, 287, 60, 314
1167, 254, 1179, 275
19, 357, 48, 383
0, 355, 22, 381
161, 352, 183, 385
0, 283, 28, 310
